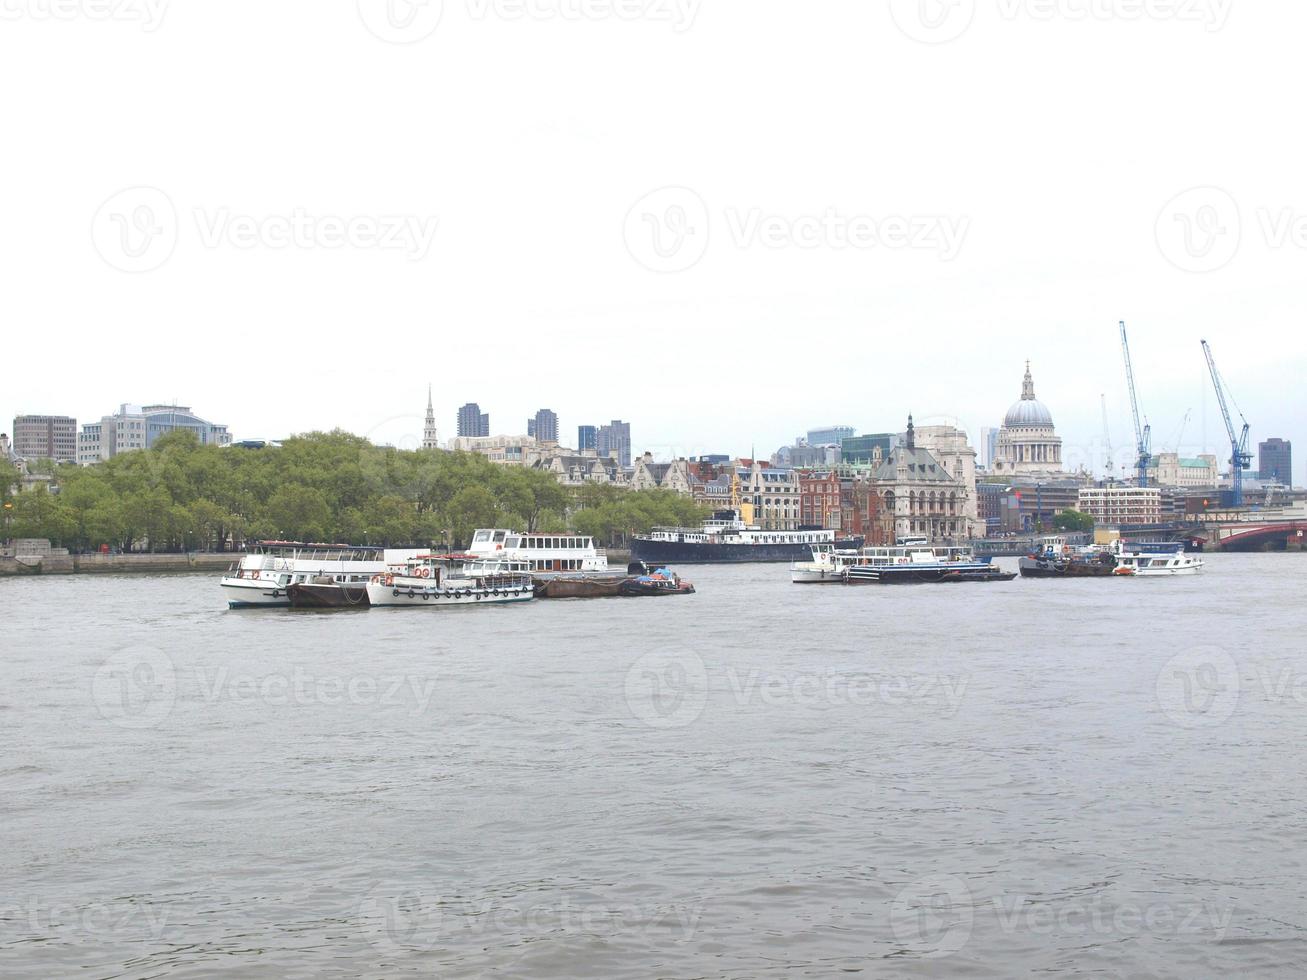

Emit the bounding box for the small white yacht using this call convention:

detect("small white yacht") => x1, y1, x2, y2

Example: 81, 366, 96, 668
791, 543, 847, 583
1110, 540, 1204, 576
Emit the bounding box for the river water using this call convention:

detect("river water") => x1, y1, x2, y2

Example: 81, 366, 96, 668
2, 555, 1306, 978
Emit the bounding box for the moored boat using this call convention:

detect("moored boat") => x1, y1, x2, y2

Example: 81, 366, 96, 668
221, 542, 422, 608
618, 563, 696, 597
1018, 536, 1119, 578
365, 554, 535, 608
286, 579, 371, 609
842, 540, 1008, 585
1109, 540, 1204, 576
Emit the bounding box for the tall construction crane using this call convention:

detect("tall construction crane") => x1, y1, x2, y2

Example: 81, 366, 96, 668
1119, 320, 1151, 485
1201, 339, 1252, 507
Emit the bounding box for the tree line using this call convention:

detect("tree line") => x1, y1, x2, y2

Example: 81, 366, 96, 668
0, 430, 708, 553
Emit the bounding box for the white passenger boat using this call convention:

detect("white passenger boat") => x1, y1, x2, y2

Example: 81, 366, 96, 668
221, 541, 421, 608
365, 553, 535, 607
842, 540, 1014, 584
465, 528, 612, 577
1109, 540, 1204, 576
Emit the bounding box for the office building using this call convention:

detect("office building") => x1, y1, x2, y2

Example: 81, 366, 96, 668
457, 403, 490, 439
12, 414, 78, 463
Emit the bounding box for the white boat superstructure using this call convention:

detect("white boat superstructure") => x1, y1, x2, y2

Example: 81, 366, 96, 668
791, 543, 848, 583
365, 554, 534, 608
1110, 540, 1204, 576
466, 528, 610, 575
221, 541, 422, 608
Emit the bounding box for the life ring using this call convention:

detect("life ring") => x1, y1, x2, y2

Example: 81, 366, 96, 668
385, 574, 394, 586
252, 570, 260, 579
371, 574, 381, 584
419, 567, 430, 579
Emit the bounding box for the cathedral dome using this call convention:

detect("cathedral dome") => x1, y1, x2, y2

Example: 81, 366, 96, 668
1003, 363, 1054, 427
1004, 398, 1053, 427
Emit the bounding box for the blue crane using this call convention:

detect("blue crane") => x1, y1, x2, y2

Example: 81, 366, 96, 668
1119, 320, 1151, 486
1201, 339, 1252, 507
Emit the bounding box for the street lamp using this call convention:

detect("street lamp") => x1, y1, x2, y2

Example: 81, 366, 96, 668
3, 501, 12, 545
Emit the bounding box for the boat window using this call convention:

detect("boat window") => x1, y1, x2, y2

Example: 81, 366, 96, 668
493, 531, 506, 543
474, 531, 491, 544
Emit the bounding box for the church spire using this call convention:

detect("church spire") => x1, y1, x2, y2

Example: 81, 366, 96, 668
1021, 361, 1036, 401
905, 413, 915, 449
422, 384, 440, 450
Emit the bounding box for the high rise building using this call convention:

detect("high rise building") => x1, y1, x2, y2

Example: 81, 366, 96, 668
422, 386, 440, 450
1259, 438, 1292, 485
12, 414, 78, 463
457, 402, 489, 438
978, 426, 999, 470
577, 425, 597, 452
807, 425, 855, 447
77, 404, 230, 465
530, 409, 559, 445
596, 420, 631, 468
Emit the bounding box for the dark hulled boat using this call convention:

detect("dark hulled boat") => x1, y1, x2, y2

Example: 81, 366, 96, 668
286, 579, 372, 609
1017, 537, 1117, 578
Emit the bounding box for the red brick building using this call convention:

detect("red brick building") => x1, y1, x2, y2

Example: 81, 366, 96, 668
799, 471, 842, 529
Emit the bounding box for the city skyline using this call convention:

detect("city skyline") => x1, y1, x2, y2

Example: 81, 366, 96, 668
9, 361, 1300, 488
4, 7, 1304, 485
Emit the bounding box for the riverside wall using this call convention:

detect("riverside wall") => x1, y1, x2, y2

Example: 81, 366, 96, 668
0, 553, 234, 577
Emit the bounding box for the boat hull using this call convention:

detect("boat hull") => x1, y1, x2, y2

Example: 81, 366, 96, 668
534, 577, 626, 599
632, 537, 864, 564
791, 565, 842, 583
221, 577, 291, 608
845, 561, 1005, 584
1017, 557, 1117, 578
365, 581, 534, 607
286, 583, 371, 608
618, 580, 696, 597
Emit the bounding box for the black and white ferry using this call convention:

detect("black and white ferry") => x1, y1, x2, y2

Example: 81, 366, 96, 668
631, 509, 864, 564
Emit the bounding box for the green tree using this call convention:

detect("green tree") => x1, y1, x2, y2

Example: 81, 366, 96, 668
1053, 509, 1095, 532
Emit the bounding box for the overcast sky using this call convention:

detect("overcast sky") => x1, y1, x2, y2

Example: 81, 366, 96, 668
2, 0, 1303, 483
